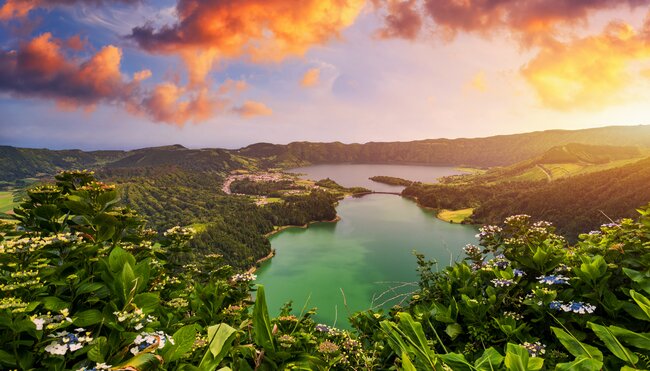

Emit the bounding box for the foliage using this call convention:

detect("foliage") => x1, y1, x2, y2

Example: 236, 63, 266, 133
352, 208, 650, 370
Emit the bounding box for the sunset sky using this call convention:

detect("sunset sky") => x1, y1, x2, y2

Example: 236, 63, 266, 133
1, 0, 650, 149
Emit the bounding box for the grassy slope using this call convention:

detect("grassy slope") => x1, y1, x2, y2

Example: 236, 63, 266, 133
0, 191, 17, 214
437, 208, 474, 223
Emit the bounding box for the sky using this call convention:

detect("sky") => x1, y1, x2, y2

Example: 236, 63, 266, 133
1, 0, 650, 150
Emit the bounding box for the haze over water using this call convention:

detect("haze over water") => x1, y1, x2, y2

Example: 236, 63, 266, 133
256, 165, 477, 327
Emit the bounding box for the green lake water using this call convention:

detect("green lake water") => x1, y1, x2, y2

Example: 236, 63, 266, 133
256, 193, 478, 328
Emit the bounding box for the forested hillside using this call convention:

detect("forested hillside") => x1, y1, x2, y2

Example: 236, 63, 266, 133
239, 125, 650, 168
405, 156, 650, 239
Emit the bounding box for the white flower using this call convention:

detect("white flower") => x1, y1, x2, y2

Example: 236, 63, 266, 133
45, 342, 68, 355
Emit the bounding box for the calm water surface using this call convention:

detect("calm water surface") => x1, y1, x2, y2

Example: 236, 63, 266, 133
289, 164, 464, 192
256, 165, 477, 327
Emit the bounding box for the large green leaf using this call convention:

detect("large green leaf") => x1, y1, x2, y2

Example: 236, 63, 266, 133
504, 343, 543, 371
551, 327, 603, 361
115, 353, 162, 370
439, 353, 473, 370
162, 325, 198, 363
73, 309, 104, 327
401, 352, 418, 371
555, 356, 603, 371
587, 322, 638, 365
606, 325, 650, 350
630, 290, 650, 321
198, 323, 237, 371
252, 285, 275, 353
475, 347, 504, 371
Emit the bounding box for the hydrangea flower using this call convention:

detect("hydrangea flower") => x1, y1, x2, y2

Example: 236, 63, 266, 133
76, 362, 112, 371
491, 278, 514, 287
513, 269, 526, 277
549, 300, 596, 314
522, 342, 546, 357
231, 272, 257, 283
44, 329, 93, 356
315, 324, 332, 333
537, 275, 570, 285
318, 340, 339, 354
130, 331, 174, 355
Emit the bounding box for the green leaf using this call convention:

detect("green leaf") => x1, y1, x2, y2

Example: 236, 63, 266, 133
162, 325, 198, 363
623, 268, 650, 295
76, 282, 106, 296
114, 352, 162, 370
475, 347, 504, 371
87, 337, 107, 363
555, 356, 603, 371
401, 352, 419, 371
439, 353, 473, 370
73, 309, 103, 327
198, 323, 237, 370
551, 327, 603, 361
445, 323, 463, 340
587, 322, 638, 365
133, 293, 159, 313
252, 285, 275, 352
119, 263, 137, 304
42, 296, 68, 311
606, 325, 650, 350
0, 349, 16, 367
630, 290, 650, 321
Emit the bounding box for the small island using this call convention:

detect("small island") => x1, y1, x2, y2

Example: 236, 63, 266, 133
369, 175, 415, 186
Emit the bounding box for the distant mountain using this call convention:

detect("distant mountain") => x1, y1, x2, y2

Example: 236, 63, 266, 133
2, 124, 650, 182
238, 125, 650, 168
0, 145, 126, 182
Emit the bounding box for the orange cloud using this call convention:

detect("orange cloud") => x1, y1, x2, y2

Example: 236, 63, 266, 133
522, 21, 650, 110
139, 83, 225, 125
0, 33, 133, 107
301, 68, 321, 88
233, 100, 273, 118
130, 0, 365, 83
133, 69, 152, 82
375, 0, 422, 40
0, 33, 241, 126
369, 0, 650, 45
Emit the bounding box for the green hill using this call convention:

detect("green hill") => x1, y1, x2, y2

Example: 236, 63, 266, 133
469, 143, 648, 183
240, 125, 650, 168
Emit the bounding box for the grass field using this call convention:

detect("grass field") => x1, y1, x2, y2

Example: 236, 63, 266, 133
437, 208, 474, 223
0, 191, 17, 214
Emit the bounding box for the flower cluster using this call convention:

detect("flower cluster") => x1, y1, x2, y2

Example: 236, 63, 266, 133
537, 275, 570, 285
130, 331, 174, 355
553, 264, 571, 273
550, 301, 596, 314
522, 342, 546, 357
166, 297, 189, 309
31, 309, 72, 330
0, 296, 29, 313
504, 214, 531, 225
463, 244, 482, 260
231, 272, 256, 283
76, 362, 112, 371
44, 329, 93, 356
318, 340, 340, 354
114, 307, 156, 330
164, 226, 196, 238
491, 278, 514, 287
315, 324, 332, 333
503, 311, 524, 320
278, 334, 296, 348
476, 225, 502, 240
513, 269, 526, 277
